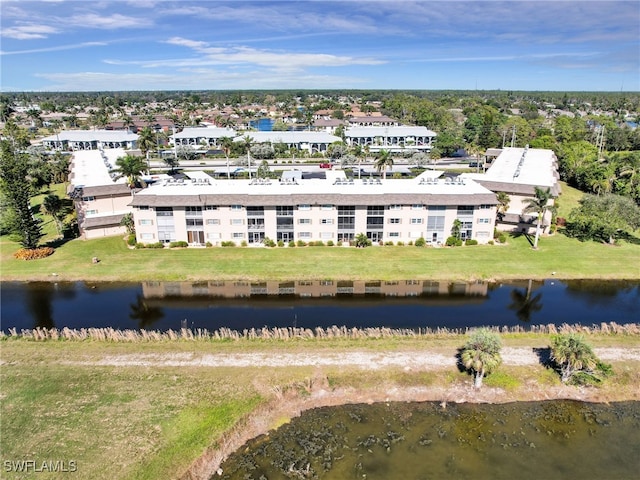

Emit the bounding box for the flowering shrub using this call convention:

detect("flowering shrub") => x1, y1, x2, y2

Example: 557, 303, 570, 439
14, 247, 55, 260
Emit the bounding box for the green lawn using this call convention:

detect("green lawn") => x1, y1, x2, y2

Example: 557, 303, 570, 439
2, 230, 639, 282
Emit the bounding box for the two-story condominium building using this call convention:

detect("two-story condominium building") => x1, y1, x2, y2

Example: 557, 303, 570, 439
129, 171, 498, 246
170, 126, 237, 148
344, 126, 437, 154
41, 129, 139, 151
68, 148, 137, 239
462, 146, 561, 234
232, 131, 342, 155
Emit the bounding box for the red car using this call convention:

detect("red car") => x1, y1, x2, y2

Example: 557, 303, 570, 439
319, 163, 332, 169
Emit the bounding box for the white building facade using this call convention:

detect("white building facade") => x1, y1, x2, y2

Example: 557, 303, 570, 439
129, 172, 498, 246
344, 126, 437, 154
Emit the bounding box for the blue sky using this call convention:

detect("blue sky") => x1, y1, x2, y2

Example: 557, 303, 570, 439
1, 0, 638, 92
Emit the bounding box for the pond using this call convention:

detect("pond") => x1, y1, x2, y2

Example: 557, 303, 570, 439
1, 279, 638, 332
216, 400, 640, 480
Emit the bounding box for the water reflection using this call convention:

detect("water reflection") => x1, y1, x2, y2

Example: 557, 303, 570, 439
2, 279, 639, 332
217, 400, 640, 480
128, 294, 165, 329
507, 279, 544, 323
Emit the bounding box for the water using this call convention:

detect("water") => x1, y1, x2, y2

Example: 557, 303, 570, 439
216, 400, 640, 480
249, 118, 275, 131
1, 279, 638, 332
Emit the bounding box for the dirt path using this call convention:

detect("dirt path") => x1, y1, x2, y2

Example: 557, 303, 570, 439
80, 347, 640, 369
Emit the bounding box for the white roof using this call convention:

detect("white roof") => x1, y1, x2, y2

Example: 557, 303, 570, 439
172, 127, 236, 139
41, 129, 139, 142
70, 149, 127, 188
345, 126, 437, 137
135, 170, 493, 198
233, 131, 341, 144
465, 147, 557, 187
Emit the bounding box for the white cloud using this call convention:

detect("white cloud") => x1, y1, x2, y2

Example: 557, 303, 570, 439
1, 23, 60, 40
1, 41, 109, 56
66, 13, 152, 30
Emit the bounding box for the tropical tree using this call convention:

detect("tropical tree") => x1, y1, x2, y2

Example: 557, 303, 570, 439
120, 212, 135, 235
354, 232, 371, 248
460, 328, 502, 388
565, 193, 640, 244
374, 149, 394, 179
550, 333, 599, 384
242, 135, 253, 179
219, 136, 234, 179
137, 126, 156, 168
256, 160, 271, 179
42, 194, 63, 235
496, 191, 510, 221
522, 186, 555, 249
112, 154, 147, 187
0, 121, 44, 249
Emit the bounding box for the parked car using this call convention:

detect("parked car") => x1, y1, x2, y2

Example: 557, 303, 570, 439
319, 163, 332, 169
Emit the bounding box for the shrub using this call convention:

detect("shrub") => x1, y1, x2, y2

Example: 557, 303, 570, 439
13, 247, 55, 260
311, 240, 324, 246
488, 240, 494, 245
326, 240, 334, 246
385, 241, 394, 246
169, 241, 188, 248
134, 242, 145, 249
498, 233, 507, 244
205, 241, 213, 247
445, 236, 462, 246
297, 240, 307, 247
221, 241, 236, 247
288, 240, 296, 247
465, 239, 478, 246
336, 241, 343, 246
127, 234, 137, 246
408, 240, 413, 245
414, 237, 426, 247
277, 240, 284, 247
241, 240, 248, 247
146, 242, 165, 249
396, 241, 404, 246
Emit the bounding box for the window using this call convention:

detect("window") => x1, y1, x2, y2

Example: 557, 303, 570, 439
367, 206, 384, 215
276, 206, 294, 216
298, 204, 311, 210
388, 232, 400, 237
138, 219, 153, 226
410, 218, 423, 224
232, 232, 244, 239
389, 218, 401, 224
82, 196, 95, 202
230, 205, 243, 210
321, 204, 333, 210
411, 204, 423, 210
427, 216, 445, 231
138, 205, 149, 211
186, 206, 202, 213
86, 209, 97, 216
205, 205, 218, 210
207, 232, 221, 240
388, 204, 402, 210
321, 218, 333, 224
186, 219, 203, 226
298, 232, 312, 238
206, 219, 220, 225
140, 233, 155, 240
156, 207, 173, 216
429, 205, 445, 211
457, 205, 474, 214
320, 280, 334, 286
231, 218, 244, 225
477, 218, 491, 224
298, 218, 311, 224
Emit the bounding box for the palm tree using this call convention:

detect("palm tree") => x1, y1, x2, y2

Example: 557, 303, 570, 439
112, 154, 147, 188
242, 135, 253, 179
496, 191, 510, 221
550, 333, 598, 383
460, 328, 502, 388
137, 127, 155, 172
374, 149, 394, 179
220, 136, 234, 179
42, 194, 63, 235
523, 186, 555, 249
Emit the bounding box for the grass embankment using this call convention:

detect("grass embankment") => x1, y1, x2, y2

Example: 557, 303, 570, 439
2, 334, 640, 480
2, 180, 638, 281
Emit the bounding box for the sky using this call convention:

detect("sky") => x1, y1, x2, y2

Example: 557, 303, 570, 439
0, 0, 638, 92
